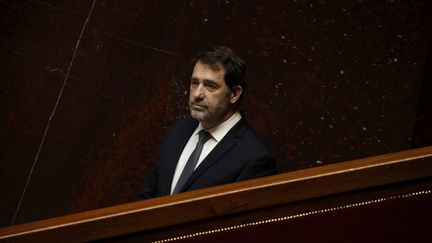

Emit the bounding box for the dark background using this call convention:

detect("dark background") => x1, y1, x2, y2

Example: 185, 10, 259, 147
1, 0, 431, 227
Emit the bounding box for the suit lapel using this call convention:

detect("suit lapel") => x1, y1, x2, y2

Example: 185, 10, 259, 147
179, 118, 248, 192
160, 118, 198, 195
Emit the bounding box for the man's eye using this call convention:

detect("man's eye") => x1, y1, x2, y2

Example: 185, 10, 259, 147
205, 84, 217, 91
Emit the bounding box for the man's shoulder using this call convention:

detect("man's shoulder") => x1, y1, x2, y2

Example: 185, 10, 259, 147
159, 117, 198, 146
233, 119, 272, 152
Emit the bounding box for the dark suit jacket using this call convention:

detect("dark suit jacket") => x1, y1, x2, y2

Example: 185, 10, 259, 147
139, 116, 277, 199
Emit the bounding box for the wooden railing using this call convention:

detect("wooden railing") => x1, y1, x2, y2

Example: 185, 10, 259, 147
1, 146, 432, 242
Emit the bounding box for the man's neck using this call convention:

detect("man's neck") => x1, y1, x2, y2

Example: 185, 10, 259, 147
201, 109, 238, 130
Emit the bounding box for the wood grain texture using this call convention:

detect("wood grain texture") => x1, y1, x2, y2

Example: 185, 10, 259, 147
0, 146, 431, 242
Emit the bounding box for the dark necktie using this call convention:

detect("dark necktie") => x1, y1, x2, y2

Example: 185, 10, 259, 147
173, 130, 212, 194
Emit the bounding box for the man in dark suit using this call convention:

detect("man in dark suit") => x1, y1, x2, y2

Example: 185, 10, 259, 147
139, 46, 277, 199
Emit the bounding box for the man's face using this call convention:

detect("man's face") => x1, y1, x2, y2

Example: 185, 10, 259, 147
189, 61, 234, 129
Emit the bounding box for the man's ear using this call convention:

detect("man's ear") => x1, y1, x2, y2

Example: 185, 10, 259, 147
230, 85, 243, 104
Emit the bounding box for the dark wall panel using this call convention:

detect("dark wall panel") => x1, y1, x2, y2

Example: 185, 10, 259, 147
0, 0, 431, 226
0, 0, 98, 226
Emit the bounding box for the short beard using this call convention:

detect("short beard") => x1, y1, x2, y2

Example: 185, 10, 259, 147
189, 94, 231, 128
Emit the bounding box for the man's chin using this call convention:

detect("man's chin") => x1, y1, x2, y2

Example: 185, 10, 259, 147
190, 110, 207, 121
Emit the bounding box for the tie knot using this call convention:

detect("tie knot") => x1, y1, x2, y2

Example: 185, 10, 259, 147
198, 130, 212, 144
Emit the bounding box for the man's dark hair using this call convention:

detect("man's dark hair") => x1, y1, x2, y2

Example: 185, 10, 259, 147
190, 46, 246, 106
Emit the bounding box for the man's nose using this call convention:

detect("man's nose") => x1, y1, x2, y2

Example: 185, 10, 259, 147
192, 84, 205, 99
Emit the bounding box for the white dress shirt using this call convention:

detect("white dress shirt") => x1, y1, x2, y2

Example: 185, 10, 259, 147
170, 111, 242, 194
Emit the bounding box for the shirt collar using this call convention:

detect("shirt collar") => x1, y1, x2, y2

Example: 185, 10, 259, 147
195, 111, 242, 142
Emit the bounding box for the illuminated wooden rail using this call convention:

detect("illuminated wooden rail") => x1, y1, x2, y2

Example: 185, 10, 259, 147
1, 146, 432, 242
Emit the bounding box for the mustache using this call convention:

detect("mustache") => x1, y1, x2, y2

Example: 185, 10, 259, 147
190, 100, 208, 106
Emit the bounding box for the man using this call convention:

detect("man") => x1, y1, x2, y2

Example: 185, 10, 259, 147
139, 46, 277, 199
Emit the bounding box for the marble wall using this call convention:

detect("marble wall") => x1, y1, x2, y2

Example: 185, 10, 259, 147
0, 0, 431, 226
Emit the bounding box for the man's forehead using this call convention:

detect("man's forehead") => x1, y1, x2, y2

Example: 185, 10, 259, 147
191, 62, 226, 84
